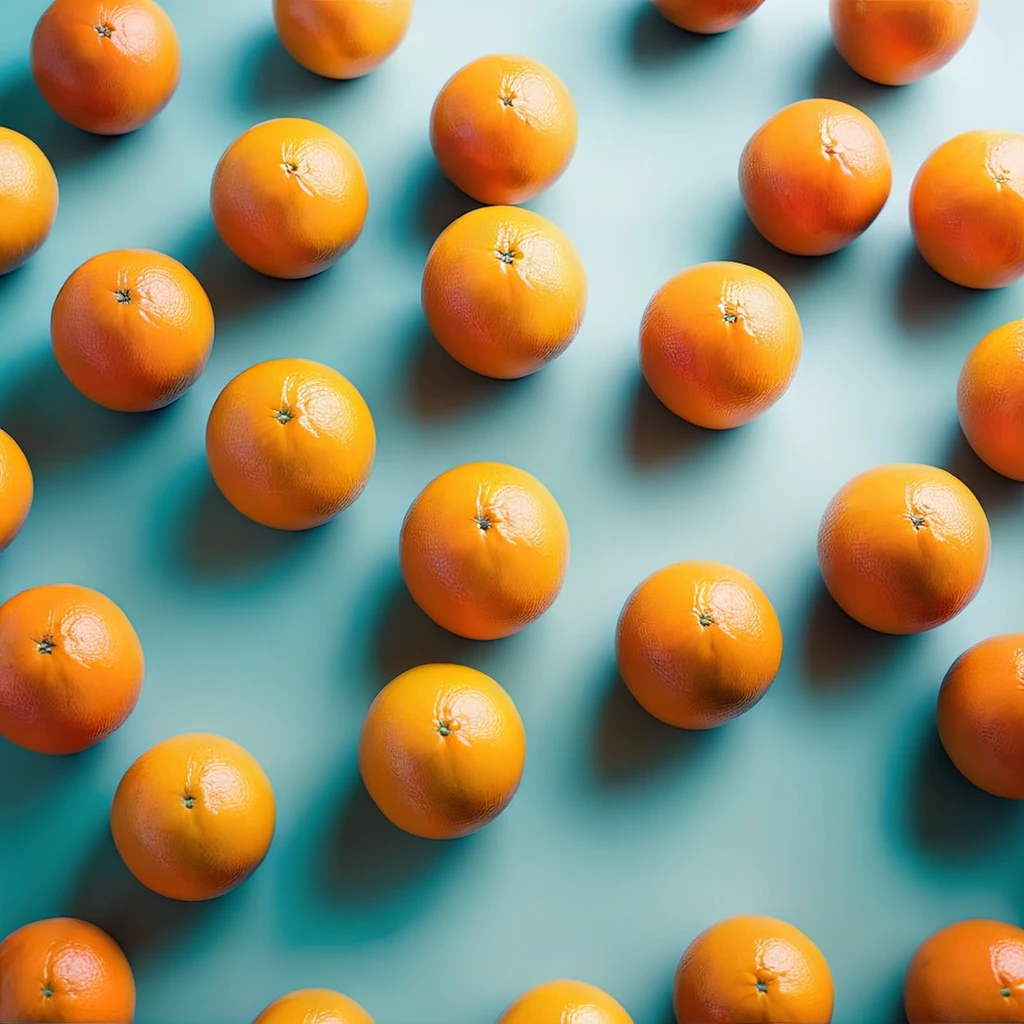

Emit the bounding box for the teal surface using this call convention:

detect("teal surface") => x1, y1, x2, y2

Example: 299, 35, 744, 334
1, 1, 1023, 1022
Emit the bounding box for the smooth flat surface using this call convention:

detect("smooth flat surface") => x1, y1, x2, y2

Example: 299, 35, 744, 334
1, 2, 1023, 1022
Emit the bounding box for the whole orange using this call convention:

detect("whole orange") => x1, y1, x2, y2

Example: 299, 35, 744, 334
911, 130, 1024, 289
273, 0, 413, 80
0, 128, 59, 276
817, 464, 990, 635
111, 732, 276, 901
639, 261, 802, 429
430, 54, 577, 205
498, 979, 633, 1024
739, 98, 892, 256
421, 205, 587, 379
211, 117, 369, 279
51, 249, 214, 412
358, 663, 526, 839
0, 430, 33, 553
253, 988, 375, 1024
674, 916, 834, 1024
652, 0, 766, 34
399, 461, 570, 640
0, 917, 135, 1024
0, 584, 143, 755
205, 358, 376, 531
904, 919, 1024, 1024
30, 0, 180, 135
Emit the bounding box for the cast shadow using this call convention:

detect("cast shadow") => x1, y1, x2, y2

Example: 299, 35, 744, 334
728, 213, 847, 292
242, 29, 358, 108
405, 152, 480, 247
627, 3, 730, 65
944, 422, 1023, 517
0, 742, 100, 814
895, 244, 998, 334
810, 39, 900, 109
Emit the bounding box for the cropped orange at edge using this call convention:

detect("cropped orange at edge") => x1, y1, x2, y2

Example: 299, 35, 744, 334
253, 987, 375, 1024
0, 127, 59, 276
651, 0, 766, 34
0, 429, 33, 553
497, 979, 633, 1024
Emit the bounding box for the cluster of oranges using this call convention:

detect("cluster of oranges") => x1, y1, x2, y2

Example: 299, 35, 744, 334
1, 0, 1024, 1022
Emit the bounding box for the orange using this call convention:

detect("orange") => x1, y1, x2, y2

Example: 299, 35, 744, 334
639, 261, 802, 429
421, 205, 587, 379
497, 980, 633, 1024
111, 732, 276, 901
30, 0, 180, 135
910, 130, 1024, 290
674, 916, 834, 1024
399, 461, 570, 640
430, 54, 577, 205
51, 249, 214, 412
0, 917, 135, 1024
830, 0, 979, 87
0, 128, 59, 276
253, 988, 375, 1024
652, 0, 766, 34
0, 430, 33, 553
817, 464, 990, 635
272, 0, 413, 80
904, 919, 1024, 1024
0, 584, 143, 755
211, 117, 369, 279
616, 561, 783, 730
739, 98, 892, 256
358, 663, 526, 839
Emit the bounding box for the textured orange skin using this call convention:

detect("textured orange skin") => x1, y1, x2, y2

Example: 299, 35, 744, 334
830, 0, 978, 87
616, 561, 783, 730
253, 988, 375, 1024
498, 979, 634, 1024
399, 462, 570, 640
740, 98, 892, 256
51, 249, 214, 412
674, 916, 834, 1024
0, 128, 59, 275
0, 430, 33, 553
904, 919, 1024, 1024
111, 732, 276, 901
430, 54, 577, 205
817, 464, 990, 635
911, 131, 1024, 290
652, 0, 766, 34
273, 0, 413, 80
206, 358, 376, 531
30, 0, 180, 135
211, 118, 369, 279
0, 584, 143, 755
0, 918, 135, 1024
358, 664, 526, 840
421, 206, 587, 379
639, 261, 802, 429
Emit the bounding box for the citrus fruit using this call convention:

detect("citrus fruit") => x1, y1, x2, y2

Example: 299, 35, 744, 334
0, 917, 135, 1024
111, 732, 276, 901
674, 916, 834, 1024
0, 430, 33, 553
639, 261, 802, 429
739, 98, 892, 256
430, 54, 577, 205
211, 117, 369, 279
911, 130, 1024, 289
30, 0, 180, 135
817, 464, 990, 635
399, 461, 570, 640
253, 988, 375, 1024
0, 128, 59, 276
205, 358, 376, 531
651, 0, 766, 34
51, 249, 214, 413
421, 205, 587, 379
358, 663, 526, 839
616, 561, 783, 729
497, 979, 633, 1024
272, 0, 413, 80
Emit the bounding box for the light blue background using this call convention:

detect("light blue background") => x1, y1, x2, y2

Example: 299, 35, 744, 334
1, 1, 1023, 1022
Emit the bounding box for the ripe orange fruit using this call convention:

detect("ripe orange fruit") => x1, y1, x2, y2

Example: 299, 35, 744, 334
818, 464, 990, 635
674, 916, 834, 1024
430, 54, 577, 205
30, 0, 180, 135
0, 430, 33, 553
272, 0, 413, 80
904, 919, 1024, 1024
911, 130, 1024, 290
0, 918, 135, 1024
739, 98, 892, 256
51, 249, 214, 413
498, 980, 633, 1024
358, 663, 526, 839
205, 358, 376, 531
400, 462, 570, 640
651, 0, 766, 34
421, 205, 587, 379
0, 584, 143, 755
253, 988, 375, 1024
111, 732, 276, 901
211, 117, 369, 279
639, 261, 802, 429
0, 128, 59, 276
